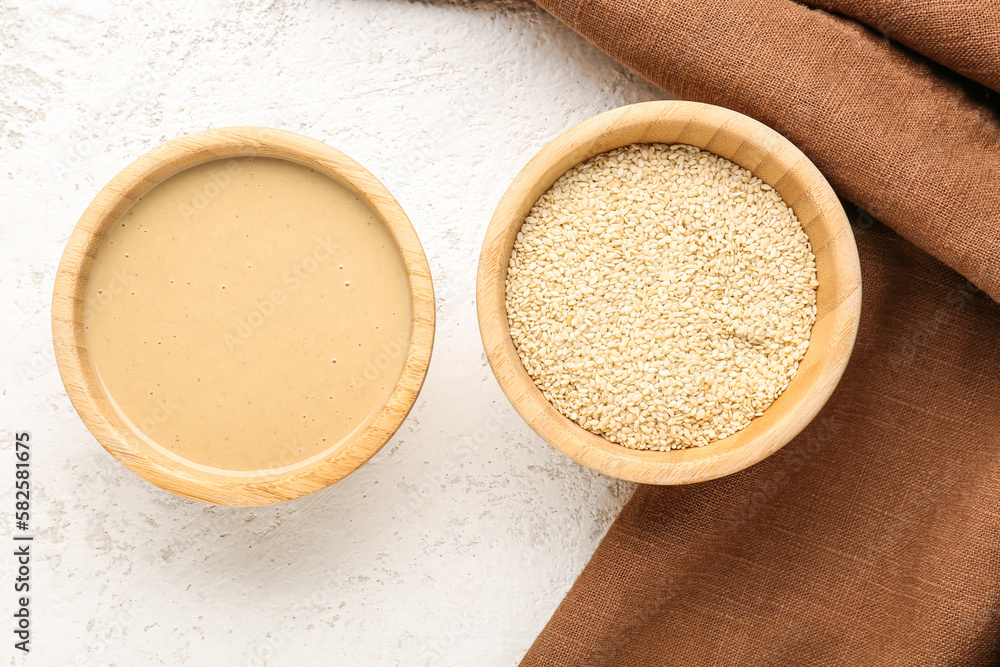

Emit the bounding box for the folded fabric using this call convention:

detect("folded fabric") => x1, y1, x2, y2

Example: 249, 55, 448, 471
519, 1, 1000, 664
803, 0, 1000, 91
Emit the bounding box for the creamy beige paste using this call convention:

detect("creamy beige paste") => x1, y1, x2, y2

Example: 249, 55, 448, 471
84, 157, 412, 474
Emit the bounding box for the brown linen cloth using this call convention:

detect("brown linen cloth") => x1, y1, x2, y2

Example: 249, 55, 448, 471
805, 0, 1000, 91
519, 1, 1000, 665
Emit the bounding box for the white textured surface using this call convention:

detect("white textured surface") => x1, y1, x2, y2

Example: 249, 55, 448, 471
0, 1, 667, 664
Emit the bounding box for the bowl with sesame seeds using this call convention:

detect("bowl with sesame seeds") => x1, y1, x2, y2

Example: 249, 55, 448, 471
477, 101, 861, 484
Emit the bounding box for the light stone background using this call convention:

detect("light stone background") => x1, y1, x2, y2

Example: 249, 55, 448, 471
0, 1, 668, 664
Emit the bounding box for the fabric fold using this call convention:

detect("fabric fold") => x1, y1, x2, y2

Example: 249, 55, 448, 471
799, 0, 1000, 92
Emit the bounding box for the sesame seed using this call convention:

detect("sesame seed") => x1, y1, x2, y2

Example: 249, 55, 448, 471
504, 143, 818, 450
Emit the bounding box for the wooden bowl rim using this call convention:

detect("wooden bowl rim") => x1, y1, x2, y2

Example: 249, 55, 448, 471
52, 127, 435, 506
476, 100, 861, 485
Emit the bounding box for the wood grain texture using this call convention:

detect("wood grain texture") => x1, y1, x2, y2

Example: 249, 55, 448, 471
476, 101, 861, 484
52, 127, 435, 506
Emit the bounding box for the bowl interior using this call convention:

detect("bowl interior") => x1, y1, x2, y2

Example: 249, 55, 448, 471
477, 101, 861, 484
53, 128, 435, 505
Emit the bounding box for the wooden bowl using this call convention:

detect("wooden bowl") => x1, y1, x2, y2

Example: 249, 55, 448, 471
477, 101, 861, 484
53, 127, 435, 506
